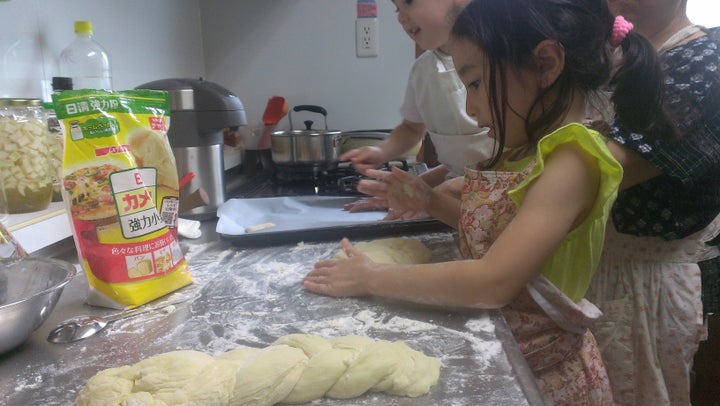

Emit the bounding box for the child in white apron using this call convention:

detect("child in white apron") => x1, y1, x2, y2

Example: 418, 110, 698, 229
341, 0, 495, 218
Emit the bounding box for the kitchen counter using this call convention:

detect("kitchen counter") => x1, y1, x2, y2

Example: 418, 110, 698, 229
4, 202, 72, 254
0, 220, 546, 405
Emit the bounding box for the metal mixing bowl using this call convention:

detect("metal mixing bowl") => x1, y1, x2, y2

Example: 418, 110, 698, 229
0, 257, 76, 354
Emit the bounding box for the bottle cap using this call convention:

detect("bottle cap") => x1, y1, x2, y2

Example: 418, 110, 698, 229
74, 21, 93, 35
52, 77, 73, 91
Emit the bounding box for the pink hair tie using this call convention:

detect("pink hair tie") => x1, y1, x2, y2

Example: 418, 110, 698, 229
610, 15, 634, 47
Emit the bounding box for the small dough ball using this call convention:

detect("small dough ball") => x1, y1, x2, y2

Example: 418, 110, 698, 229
245, 222, 276, 233
335, 237, 432, 264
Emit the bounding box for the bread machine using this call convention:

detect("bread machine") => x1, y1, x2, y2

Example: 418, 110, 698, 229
136, 78, 247, 220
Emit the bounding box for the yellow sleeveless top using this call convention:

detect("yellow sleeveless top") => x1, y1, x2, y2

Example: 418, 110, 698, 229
500, 123, 622, 301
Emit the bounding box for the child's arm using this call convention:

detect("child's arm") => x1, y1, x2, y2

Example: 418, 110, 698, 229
418, 165, 451, 188
305, 144, 599, 308
433, 175, 464, 198
606, 139, 661, 191
340, 120, 426, 173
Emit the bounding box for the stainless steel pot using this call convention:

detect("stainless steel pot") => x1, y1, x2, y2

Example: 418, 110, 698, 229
271, 105, 341, 166
337, 130, 389, 155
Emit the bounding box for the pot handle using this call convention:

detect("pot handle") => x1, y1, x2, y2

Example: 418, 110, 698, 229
293, 105, 327, 116
289, 105, 329, 130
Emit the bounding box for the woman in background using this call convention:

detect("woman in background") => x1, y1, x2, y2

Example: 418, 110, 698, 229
585, 0, 720, 404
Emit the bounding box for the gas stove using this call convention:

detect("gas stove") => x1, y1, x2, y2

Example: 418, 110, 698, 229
231, 160, 428, 199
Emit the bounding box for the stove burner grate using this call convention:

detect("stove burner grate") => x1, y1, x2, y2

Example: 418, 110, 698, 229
234, 160, 428, 198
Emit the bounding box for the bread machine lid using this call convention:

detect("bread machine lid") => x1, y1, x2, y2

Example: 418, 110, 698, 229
135, 78, 245, 114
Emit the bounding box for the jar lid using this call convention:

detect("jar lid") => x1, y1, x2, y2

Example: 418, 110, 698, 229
0, 98, 42, 107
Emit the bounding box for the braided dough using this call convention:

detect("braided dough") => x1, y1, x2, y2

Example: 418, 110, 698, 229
76, 334, 440, 405
334, 237, 432, 264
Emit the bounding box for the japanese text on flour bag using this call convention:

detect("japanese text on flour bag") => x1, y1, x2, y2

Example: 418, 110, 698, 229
52, 89, 192, 309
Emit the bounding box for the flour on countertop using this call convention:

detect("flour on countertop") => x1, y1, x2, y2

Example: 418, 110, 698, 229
6, 232, 532, 406
465, 314, 496, 334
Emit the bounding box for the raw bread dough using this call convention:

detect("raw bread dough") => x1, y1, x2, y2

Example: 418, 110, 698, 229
245, 222, 276, 233
76, 334, 440, 406
334, 237, 432, 264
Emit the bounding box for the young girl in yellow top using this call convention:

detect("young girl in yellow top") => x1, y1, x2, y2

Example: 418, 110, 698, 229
304, 0, 674, 403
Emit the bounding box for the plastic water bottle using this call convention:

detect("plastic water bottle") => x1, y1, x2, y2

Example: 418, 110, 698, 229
59, 21, 112, 90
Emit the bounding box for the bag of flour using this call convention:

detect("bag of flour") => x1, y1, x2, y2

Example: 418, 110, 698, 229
53, 89, 192, 309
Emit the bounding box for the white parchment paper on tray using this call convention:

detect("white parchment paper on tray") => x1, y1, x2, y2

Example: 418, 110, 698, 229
216, 196, 387, 235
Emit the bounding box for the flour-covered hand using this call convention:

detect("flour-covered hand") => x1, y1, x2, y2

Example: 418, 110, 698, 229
360, 167, 433, 215
343, 196, 389, 212
303, 238, 378, 297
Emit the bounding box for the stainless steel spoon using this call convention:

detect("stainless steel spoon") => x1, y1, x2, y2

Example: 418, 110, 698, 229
47, 304, 176, 344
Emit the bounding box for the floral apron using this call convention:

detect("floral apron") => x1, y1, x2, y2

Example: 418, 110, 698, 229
459, 166, 614, 405
586, 213, 720, 406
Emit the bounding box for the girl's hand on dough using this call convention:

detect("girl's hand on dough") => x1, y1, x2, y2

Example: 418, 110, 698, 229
303, 238, 375, 297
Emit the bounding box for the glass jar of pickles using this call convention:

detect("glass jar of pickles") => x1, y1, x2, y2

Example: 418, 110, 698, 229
0, 98, 53, 213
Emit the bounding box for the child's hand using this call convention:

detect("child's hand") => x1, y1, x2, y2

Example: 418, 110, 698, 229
343, 197, 389, 212
383, 208, 430, 221
303, 238, 375, 297
339, 146, 386, 174
359, 167, 432, 215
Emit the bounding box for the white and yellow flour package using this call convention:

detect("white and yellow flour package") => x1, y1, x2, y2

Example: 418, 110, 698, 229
52, 89, 192, 309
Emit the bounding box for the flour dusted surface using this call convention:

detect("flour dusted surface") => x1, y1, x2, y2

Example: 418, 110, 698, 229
4, 232, 533, 406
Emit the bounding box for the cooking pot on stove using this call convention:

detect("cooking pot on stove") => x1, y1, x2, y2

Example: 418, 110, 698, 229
271, 105, 341, 167
337, 130, 388, 155
338, 129, 422, 160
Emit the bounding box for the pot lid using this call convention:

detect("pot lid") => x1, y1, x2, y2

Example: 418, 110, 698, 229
272, 125, 341, 137
274, 104, 341, 136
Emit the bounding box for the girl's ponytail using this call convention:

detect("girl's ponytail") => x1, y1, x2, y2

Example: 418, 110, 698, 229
610, 30, 678, 138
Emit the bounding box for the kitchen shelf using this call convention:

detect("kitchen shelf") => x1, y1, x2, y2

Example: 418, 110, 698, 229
4, 201, 72, 253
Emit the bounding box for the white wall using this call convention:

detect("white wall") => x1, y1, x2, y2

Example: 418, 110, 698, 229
0, 0, 414, 131
687, 0, 720, 29
0, 0, 206, 100
2, 0, 716, 131
200, 0, 414, 131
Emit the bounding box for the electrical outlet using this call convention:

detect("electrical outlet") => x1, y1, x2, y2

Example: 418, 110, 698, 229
356, 18, 378, 57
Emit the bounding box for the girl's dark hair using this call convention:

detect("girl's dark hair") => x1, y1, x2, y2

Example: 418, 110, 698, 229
451, 0, 676, 169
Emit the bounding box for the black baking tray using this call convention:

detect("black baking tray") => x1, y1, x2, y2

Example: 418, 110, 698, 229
219, 218, 452, 248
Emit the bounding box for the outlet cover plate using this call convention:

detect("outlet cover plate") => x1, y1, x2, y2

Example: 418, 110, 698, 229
356, 18, 378, 57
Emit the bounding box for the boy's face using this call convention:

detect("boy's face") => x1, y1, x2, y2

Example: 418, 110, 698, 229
393, 0, 462, 50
